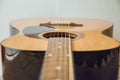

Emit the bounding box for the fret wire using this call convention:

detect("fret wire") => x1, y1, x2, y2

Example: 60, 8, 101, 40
40, 37, 71, 80
41, 38, 55, 79
43, 38, 52, 79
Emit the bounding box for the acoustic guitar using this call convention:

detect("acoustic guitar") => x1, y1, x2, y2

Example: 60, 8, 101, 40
1, 18, 120, 80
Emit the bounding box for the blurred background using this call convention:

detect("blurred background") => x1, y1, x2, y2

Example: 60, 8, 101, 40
0, 0, 120, 75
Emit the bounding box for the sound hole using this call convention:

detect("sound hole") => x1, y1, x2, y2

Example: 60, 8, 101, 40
40, 32, 79, 39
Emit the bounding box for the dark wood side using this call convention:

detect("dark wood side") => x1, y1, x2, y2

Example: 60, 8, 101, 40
102, 26, 113, 38
1, 46, 119, 80
74, 47, 119, 80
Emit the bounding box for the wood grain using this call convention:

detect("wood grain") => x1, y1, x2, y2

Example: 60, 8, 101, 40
39, 37, 74, 80
9, 18, 113, 32
1, 30, 119, 51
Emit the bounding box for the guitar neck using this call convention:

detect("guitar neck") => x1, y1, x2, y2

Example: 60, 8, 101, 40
39, 37, 75, 80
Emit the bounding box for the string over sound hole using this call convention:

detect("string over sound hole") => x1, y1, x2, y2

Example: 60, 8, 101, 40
41, 32, 79, 39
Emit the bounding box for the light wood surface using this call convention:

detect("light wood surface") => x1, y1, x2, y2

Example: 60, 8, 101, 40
10, 18, 113, 32
1, 18, 120, 51
1, 30, 119, 51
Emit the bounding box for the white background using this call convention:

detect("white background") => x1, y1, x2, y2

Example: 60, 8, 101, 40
0, 0, 120, 75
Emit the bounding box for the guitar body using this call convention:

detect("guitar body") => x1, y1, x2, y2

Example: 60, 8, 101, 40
1, 18, 120, 80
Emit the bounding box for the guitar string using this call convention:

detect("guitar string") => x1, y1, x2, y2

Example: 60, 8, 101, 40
56, 21, 62, 79
49, 28, 54, 79
62, 20, 65, 80
60, 20, 67, 80
47, 20, 57, 79
61, 20, 64, 79
47, 37, 53, 79
52, 19, 58, 79
61, 19, 65, 80
56, 20, 66, 80
68, 20, 70, 80
49, 20, 56, 79
59, 19, 69, 80
61, 20, 67, 80
58, 20, 63, 79
55, 20, 58, 79
64, 20, 69, 80
68, 20, 71, 80
47, 28, 54, 79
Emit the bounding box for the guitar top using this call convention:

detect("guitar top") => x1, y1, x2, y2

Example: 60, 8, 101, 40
1, 18, 119, 51
1, 18, 120, 80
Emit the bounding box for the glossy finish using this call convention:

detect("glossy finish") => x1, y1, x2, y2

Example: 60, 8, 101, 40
1, 46, 119, 80
1, 18, 120, 80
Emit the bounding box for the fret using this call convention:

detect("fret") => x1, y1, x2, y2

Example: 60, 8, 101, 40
39, 37, 75, 80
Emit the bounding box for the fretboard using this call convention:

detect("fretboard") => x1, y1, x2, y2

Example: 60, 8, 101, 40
39, 37, 75, 80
